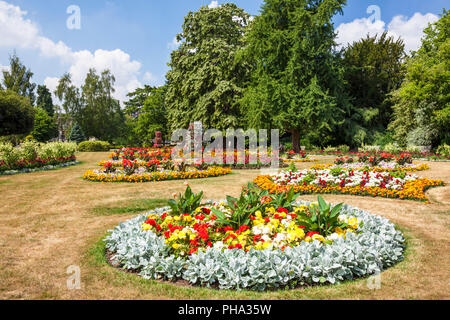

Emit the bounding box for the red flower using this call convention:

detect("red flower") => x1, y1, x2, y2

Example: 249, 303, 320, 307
306, 231, 319, 237
223, 226, 234, 233
145, 219, 156, 226
188, 248, 198, 255
298, 225, 306, 229
238, 225, 249, 233
202, 207, 211, 215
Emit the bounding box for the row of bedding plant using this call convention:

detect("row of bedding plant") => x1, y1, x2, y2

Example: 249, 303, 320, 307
0, 141, 78, 174
313, 152, 430, 172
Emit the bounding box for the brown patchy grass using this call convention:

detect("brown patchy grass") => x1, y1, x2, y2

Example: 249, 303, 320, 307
0, 152, 449, 300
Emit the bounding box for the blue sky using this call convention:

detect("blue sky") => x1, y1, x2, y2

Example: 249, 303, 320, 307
0, 0, 447, 103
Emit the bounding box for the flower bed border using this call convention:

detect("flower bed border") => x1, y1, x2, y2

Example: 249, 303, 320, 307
98, 160, 287, 170
254, 175, 444, 203
0, 160, 81, 176
309, 163, 430, 172
104, 201, 405, 291
282, 158, 318, 163
83, 166, 232, 183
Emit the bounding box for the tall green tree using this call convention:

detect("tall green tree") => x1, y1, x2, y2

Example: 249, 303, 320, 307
165, 3, 251, 132
36, 85, 55, 117
30, 107, 58, 142
0, 90, 35, 136
80, 69, 124, 140
2, 53, 36, 105
54, 73, 83, 117
68, 122, 86, 144
55, 69, 126, 142
240, 0, 350, 152
389, 9, 450, 147
134, 86, 168, 144
124, 85, 154, 116
340, 32, 406, 146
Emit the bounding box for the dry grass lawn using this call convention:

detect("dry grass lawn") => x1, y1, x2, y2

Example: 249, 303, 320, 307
0, 152, 449, 300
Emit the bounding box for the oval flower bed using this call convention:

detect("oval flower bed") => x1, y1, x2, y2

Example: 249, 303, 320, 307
105, 185, 405, 291
254, 168, 444, 202
83, 165, 231, 183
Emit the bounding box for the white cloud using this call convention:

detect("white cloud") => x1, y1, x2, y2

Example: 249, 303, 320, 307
208, 1, 219, 9
143, 71, 158, 85
0, 64, 10, 85
336, 12, 439, 52
387, 13, 438, 52
0, 0, 149, 103
168, 36, 181, 50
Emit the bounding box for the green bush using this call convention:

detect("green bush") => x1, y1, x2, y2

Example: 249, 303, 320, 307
383, 143, 401, 154
77, 141, 111, 152
337, 145, 350, 153
436, 144, 450, 157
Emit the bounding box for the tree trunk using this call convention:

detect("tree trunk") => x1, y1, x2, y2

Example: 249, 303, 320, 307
291, 129, 300, 153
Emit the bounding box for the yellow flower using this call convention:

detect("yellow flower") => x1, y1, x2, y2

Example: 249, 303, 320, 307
172, 243, 180, 249
347, 217, 358, 229
312, 234, 325, 242
142, 223, 151, 231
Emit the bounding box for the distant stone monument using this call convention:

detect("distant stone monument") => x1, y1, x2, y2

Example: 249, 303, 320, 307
154, 131, 163, 146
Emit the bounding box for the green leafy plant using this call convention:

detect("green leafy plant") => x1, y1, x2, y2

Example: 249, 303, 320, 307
288, 161, 297, 172
212, 183, 267, 229
330, 167, 345, 177
177, 161, 188, 172
163, 161, 175, 171
168, 186, 203, 215
270, 187, 300, 210
296, 195, 347, 236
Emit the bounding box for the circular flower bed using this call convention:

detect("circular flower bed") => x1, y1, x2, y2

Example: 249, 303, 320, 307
254, 168, 444, 202
105, 186, 405, 291
83, 165, 231, 183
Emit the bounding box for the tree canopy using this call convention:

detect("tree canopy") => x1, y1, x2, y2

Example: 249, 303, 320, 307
240, 0, 350, 151
389, 9, 450, 147
341, 32, 406, 146
165, 3, 251, 133
2, 53, 36, 105
55, 69, 125, 142
30, 107, 58, 142
36, 85, 55, 117
0, 89, 35, 136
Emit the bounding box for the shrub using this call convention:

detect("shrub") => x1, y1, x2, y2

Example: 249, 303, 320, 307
0, 142, 21, 167
406, 145, 422, 153
359, 144, 380, 152
337, 145, 350, 153
77, 141, 111, 152
37, 142, 77, 161
19, 140, 39, 162
436, 144, 450, 157
0, 90, 35, 136
383, 143, 401, 154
